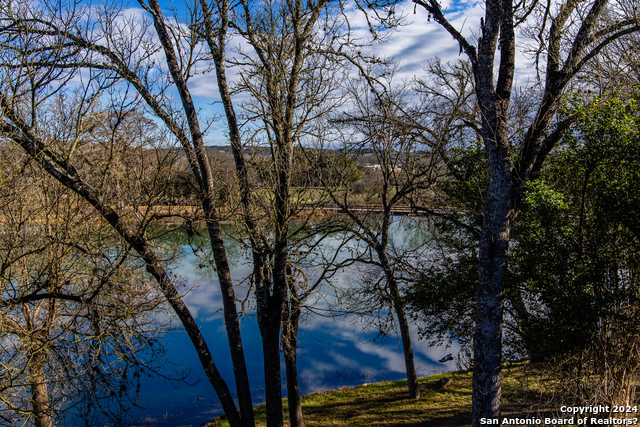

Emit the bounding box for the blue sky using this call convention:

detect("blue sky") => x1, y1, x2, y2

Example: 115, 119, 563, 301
126, 0, 538, 145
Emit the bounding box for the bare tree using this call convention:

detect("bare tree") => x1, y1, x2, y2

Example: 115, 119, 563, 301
0, 14, 249, 421
411, 0, 640, 423
0, 0, 410, 425
0, 0, 260, 423
325, 74, 450, 399
0, 111, 178, 426
230, 0, 357, 422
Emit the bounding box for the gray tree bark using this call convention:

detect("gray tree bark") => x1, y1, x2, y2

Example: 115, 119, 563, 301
142, 1, 255, 424
379, 249, 420, 399
410, 0, 640, 424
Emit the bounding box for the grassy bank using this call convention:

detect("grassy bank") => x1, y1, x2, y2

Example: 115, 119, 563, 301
205, 363, 557, 426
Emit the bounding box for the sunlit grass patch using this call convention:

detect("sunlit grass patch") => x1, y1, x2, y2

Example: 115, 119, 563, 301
207, 364, 557, 427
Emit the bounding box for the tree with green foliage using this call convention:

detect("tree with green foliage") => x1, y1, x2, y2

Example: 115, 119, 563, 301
408, 93, 640, 410
512, 95, 640, 410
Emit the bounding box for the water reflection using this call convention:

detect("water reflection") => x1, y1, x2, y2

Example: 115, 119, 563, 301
125, 219, 459, 426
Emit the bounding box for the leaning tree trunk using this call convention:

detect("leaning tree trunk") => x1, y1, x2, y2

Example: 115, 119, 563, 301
381, 254, 420, 399
389, 277, 420, 399
144, 2, 255, 424
392, 295, 420, 399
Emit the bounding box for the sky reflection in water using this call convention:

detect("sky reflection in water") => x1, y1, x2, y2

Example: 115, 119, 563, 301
127, 223, 459, 426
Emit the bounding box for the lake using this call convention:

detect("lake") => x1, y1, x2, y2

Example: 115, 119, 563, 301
114, 218, 460, 426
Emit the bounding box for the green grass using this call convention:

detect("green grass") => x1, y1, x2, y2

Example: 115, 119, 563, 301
205, 363, 557, 426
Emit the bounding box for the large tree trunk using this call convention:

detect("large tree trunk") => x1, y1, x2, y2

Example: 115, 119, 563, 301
470, 0, 514, 410
413, 0, 626, 425
471, 116, 513, 425
259, 310, 284, 427
473, 203, 509, 425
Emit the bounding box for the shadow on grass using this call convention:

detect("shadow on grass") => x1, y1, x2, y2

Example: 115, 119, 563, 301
207, 365, 557, 427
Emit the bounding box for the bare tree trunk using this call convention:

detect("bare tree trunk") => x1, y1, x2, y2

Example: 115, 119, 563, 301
28, 344, 52, 427
331, 192, 421, 399
381, 254, 420, 399
259, 311, 284, 427
234, 0, 336, 423
206, 7, 260, 423
255, 124, 293, 427
259, 243, 288, 427
144, 2, 255, 423
205, 217, 255, 426
282, 286, 305, 427
392, 297, 420, 399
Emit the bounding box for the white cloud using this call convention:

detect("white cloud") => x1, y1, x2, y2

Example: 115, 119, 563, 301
328, 350, 365, 370
354, 340, 407, 373
346, 0, 540, 87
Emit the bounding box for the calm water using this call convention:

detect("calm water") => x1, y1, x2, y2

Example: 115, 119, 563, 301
120, 219, 459, 426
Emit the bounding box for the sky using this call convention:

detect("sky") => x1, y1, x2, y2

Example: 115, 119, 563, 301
138, 0, 540, 145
